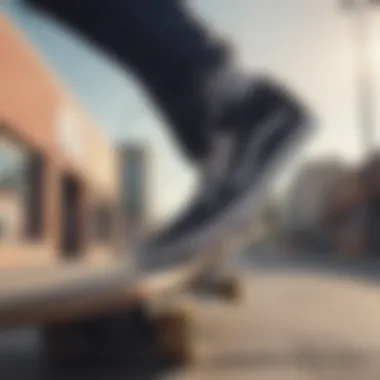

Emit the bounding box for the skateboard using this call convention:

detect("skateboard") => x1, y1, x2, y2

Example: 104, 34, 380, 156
0, 216, 254, 368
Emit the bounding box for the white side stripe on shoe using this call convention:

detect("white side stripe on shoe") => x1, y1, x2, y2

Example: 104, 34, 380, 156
232, 107, 291, 189
203, 132, 236, 198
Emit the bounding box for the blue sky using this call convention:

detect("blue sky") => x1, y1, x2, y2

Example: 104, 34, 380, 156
3, 0, 380, 220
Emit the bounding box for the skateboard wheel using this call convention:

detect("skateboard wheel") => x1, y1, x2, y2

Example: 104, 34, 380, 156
217, 275, 242, 303
154, 304, 194, 366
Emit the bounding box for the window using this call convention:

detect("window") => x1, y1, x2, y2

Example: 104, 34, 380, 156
0, 135, 28, 242
60, 174, 82, 257
91, 202, 114, 243
0, 130, 45, 243
24, 152, 45, 239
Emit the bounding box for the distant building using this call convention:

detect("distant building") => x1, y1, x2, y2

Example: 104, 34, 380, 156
118, 143, 151, 241
282, 158, 349, 233
279, 151, 380, 256
0, 15, 120, 265
323, 170, 366, 225
327, 153, 380, 255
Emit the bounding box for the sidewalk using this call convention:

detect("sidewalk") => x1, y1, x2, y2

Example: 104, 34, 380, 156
170, 271, 380, 380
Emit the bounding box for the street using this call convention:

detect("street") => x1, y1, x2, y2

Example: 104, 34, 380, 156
3, 252, 380, 379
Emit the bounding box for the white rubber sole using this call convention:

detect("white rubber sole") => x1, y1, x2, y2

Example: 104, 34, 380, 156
141, 113, 315, 270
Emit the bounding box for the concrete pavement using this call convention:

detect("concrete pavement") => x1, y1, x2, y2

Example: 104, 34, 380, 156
2, 262, 380, 379
170, 270, 380, 379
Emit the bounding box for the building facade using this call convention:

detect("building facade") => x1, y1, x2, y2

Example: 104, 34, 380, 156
282, 158, 349, 233
0, 15, 120, 266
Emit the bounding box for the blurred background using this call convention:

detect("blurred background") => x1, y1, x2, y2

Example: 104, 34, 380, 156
3, 0, 380, 260
3, 0, 380, 378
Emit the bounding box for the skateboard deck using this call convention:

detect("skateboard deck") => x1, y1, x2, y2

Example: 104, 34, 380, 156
0, 259, 202, 327
0, 219, 253, 328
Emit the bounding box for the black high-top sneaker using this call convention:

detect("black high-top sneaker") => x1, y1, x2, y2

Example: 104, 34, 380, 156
139, 68, 313, 271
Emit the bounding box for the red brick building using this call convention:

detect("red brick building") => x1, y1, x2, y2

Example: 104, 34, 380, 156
0, 15, 120, 266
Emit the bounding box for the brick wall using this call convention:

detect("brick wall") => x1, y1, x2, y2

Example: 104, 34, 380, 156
0, 15, 120, 265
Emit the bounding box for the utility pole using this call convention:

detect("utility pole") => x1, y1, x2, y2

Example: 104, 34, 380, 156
341, 0, 379, 255
342, 0, 376, 155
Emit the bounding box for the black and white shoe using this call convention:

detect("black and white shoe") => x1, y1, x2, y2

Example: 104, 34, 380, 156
139, 78, 313, 270
138, 134, 234, 269
210, 78, 312, 225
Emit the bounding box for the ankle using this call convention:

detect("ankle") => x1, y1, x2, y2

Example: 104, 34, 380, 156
204, 61, 252, 113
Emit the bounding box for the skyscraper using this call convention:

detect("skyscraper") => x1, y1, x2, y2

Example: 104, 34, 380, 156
118, 143, 150, 240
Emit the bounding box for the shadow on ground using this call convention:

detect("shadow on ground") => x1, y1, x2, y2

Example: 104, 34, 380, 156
0, 328, 169, 380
